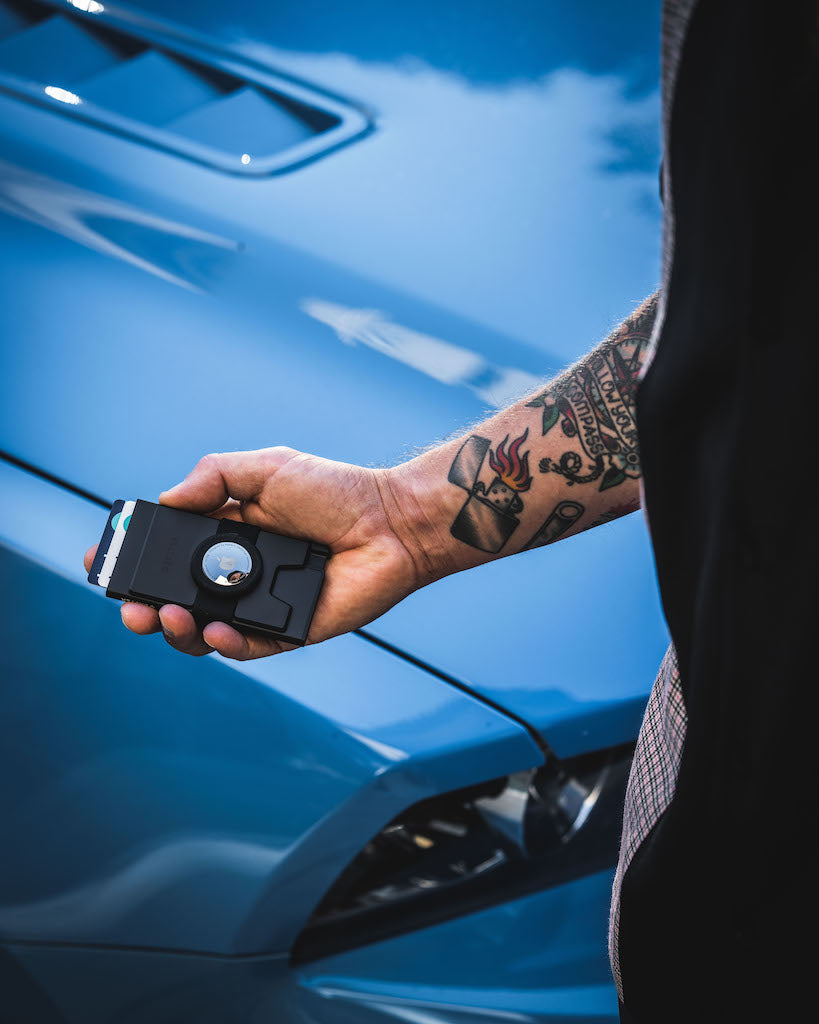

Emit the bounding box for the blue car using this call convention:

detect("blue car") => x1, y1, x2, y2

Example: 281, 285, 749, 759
0, 1, 668, 1020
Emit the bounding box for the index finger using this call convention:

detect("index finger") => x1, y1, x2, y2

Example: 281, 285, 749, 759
158, 448, 297, 513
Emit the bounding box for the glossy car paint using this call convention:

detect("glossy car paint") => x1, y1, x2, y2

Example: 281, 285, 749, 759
0, 458, 543, 953
0, 0, 668, 752
0, 1, 666, 1020
3, 874, 618, 1023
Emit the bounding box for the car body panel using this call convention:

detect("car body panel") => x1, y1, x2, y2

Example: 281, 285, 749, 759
0, 459, 543, 954
2, 872, 618, 1023
368, 511, 668, 757
0, 0, 669, 746
1, 0, 662, 363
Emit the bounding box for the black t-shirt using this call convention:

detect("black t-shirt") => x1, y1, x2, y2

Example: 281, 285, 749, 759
616, 2, 819, 1020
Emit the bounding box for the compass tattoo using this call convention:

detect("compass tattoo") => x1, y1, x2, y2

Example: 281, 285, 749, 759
527, 293, 658, 491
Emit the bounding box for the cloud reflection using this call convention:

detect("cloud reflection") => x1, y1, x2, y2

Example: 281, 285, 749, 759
0, 161, 241, 291
236, 43, 661, 361
302, 298, 539, 408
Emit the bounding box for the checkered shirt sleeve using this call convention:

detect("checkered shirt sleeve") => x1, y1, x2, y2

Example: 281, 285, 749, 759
608, 643, 687, 1000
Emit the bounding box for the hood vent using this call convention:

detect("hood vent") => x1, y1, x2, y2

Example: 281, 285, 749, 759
0, 0, 369, 175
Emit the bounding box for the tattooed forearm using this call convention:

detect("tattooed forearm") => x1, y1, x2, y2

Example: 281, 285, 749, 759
442, 292, 658, 556
527, 293, 658, 492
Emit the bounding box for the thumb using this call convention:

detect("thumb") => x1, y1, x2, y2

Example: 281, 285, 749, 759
160, 448, 297, 512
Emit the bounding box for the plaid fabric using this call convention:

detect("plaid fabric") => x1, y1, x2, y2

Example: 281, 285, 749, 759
608, 644, 686, 1000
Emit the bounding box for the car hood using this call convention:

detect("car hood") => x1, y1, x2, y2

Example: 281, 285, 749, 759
0, 0, 667, 754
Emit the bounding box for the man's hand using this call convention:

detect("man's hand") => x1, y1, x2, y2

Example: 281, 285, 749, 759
83, 447, 425, 660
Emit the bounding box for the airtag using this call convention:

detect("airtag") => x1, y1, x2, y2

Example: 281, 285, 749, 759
201, 540, 253, 586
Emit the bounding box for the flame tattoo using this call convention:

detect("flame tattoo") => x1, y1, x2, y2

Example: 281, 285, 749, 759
488, 429, 532, 492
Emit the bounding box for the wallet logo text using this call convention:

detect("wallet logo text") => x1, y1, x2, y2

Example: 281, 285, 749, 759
160, 536, 179, 574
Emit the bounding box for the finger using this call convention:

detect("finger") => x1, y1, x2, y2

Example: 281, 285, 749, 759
209, 499, 245, 522
202, 620, 293, 661
158, 605, 214, 657
159, 448, 298, 513
121, 602, 162, 634
84, 544, 98, 573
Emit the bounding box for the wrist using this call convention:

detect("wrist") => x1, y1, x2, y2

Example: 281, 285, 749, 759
374, 457, 470, 589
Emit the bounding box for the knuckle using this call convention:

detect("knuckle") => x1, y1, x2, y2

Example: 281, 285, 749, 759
268, 445, 299, 465
231, 641, 252, 661
196, 452, 221, 472
165, 635, 203, 657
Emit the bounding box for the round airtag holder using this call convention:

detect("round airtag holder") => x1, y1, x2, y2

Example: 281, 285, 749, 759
191, 533, 262, 597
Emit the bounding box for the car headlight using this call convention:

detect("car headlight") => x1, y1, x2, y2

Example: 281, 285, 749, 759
291, 742, 633, 963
